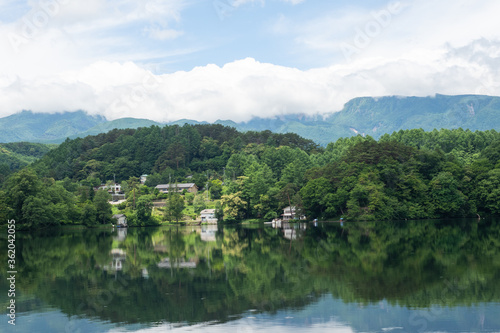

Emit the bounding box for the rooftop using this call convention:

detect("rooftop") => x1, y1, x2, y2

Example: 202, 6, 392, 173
156, 183, 197, 189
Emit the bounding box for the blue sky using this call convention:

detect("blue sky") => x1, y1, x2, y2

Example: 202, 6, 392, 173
1, 0, 500, 122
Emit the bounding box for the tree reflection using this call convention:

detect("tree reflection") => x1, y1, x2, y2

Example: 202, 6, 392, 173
1, 219, 499, 325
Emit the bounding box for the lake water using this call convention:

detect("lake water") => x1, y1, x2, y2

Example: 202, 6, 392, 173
1, 219, 500, 333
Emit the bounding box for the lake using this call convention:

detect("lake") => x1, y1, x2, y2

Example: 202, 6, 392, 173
1, 219, 500, 332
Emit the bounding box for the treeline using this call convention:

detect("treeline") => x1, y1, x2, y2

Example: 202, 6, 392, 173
303, 130, 500, 220
1, 125, 499, 227
31, 124, 320, 182
0, 168, 114, 228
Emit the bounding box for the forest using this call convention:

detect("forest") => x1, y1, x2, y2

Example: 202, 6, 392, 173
0, 142, 55, 183
0, 124, 499, 228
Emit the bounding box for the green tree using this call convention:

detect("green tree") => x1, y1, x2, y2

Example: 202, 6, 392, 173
193, 194, 207, 214
475, 169, 500, 214
221, 192, 247, 221
242, 162, 274, 216
215, 201, 224, 222
123, 176, 140, 209
299, 178, 332, 219
185, 192, 195, 205
4, 168, 42, 221
21, 196, 52, 227
136, 195, 154, 222
94, 190, 112, 224
429, 172, 467, 217
208, 179, 223, 200
81, 202, 98, 227
165, 193, 185, 222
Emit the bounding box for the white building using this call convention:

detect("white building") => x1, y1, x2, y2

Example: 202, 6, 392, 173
200, 209, 218, 224
113, 214, 128, 227
96, 183, 123, 193
282, 206, 306, 221
155, 183, 198, 194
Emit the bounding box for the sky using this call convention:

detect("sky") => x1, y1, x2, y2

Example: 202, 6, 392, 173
1, 0, 500, 122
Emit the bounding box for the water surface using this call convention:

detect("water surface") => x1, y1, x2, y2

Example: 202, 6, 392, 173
1, 219, 500, 332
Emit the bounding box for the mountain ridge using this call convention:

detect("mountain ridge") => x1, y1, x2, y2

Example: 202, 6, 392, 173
1, 94, 499, 145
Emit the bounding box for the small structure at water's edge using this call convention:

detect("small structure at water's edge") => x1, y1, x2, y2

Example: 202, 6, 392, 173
200, 209, 218, 224
282, 206, 306, 221
113, 214, 128, 227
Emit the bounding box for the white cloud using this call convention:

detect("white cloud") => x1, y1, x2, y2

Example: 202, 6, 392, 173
1, 38, 499, 122
146, 27, 184, 40
287, 0, 500, 65
0, 0, 188, 58
231, 0, 304, 8
1, 0, 500, 124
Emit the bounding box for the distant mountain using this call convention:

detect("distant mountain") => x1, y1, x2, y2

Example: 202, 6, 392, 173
70, 117, 162, 139
324, 94, 500, 143
1, 94, 500, 145
228, 94, 500, 145
0, 111, 162, 143
225, 94, 500, 145
0, 111, 106, 143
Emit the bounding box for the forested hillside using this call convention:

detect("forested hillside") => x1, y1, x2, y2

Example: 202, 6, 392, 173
1, 125, 499, 228
31, 124, 320, 181
0, 142, 55, 183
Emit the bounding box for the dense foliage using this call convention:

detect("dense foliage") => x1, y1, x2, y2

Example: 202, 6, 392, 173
31, 124, 319, 181
0, 142, 55, 184
1, 125, 499, 227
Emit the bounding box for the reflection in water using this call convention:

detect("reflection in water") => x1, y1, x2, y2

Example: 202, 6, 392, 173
1, 218, 500, 332
157, 258, 197, 269
200, 224, 218, 242
113, 227, 127, 242
102, 248, 126, 272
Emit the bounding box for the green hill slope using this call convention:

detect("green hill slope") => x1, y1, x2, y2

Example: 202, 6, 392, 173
325, 94, 500, 142
0, 141, 56, 182
67, 118, 162, 140
220, 94, 500, 145
0, 110, 106, 143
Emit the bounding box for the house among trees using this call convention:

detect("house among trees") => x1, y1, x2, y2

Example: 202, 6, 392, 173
282, 206, 306, 221
96, 183, 125, 202
113, 214, 128, 227
200, 209, 218, 224
95, 183, 123, 193
140, 174, 148, 184
155, 183, 198, 194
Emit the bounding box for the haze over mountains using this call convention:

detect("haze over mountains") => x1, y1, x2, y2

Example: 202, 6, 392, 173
1, 94, 499, 145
